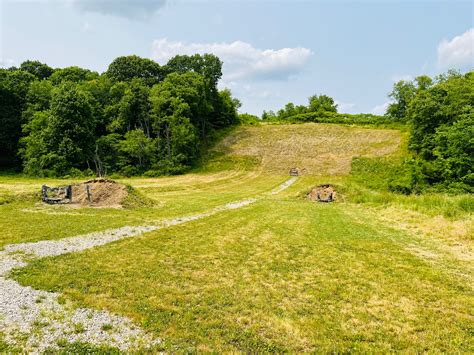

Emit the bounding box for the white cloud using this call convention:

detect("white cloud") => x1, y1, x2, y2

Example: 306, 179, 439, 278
151, 38, 313, 81
72, 0, 168, 20
335, 101, 356, 113
437, 28, 474, 69
371, 101, 391, 115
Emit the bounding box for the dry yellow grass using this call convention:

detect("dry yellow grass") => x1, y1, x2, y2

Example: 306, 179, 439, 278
373, 206, 474, 262
214, 124, 403, 175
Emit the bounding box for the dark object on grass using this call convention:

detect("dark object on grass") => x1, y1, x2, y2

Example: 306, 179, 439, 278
42, 184, 72, 204
289, 167, 307, 176
289, 168, 299, 176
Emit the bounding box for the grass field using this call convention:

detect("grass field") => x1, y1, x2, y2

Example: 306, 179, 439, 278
212, 123, 403, 175
1, 123, 473, 352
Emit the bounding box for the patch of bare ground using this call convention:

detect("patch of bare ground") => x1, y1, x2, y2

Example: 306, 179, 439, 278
71, 179, 127, 207
213, 124, 403, 175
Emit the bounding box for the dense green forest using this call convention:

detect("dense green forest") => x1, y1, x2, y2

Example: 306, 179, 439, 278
0, 55, 240, 176
0, 57, 472, 191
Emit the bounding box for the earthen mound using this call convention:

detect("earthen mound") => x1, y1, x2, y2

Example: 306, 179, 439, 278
71, 179, 127, 207
307, 184, 336, 203
42, 179, 128, 207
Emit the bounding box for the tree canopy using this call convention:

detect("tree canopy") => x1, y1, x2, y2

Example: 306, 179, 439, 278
0, 56, 240, 176
386, 70, 473, 191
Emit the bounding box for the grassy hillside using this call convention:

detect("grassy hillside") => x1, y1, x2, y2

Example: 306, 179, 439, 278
1, 123, 473, 352
208, 123, 404, 175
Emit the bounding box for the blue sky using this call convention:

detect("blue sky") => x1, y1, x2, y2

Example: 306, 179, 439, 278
1, 0, 473, 115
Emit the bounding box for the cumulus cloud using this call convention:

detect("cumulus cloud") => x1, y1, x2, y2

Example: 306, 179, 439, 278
437, 28, 474, 69
371, 101, 391, 116
335, 101, 356, 113
151, 38, 313, 81
72, 0, 168, 20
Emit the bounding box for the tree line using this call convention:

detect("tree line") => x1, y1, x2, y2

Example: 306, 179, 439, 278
0, 56, 471, 191
260, 94, 386, 125
0, 55, 240, 176
386, 70, 473, 192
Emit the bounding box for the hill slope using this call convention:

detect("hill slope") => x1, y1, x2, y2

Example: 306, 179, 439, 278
211, 123, 404, 175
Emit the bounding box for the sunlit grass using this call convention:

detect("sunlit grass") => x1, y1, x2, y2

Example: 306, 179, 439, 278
0, 171, 285, 247
14, 198, 473, 352
2, 123, 473, 352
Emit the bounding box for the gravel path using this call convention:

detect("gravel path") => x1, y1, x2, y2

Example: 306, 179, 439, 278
0, 178, 295, 352
270, 176, 298, 195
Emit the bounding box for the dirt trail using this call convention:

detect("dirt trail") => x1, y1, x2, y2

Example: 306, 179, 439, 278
0, 177, 296, 352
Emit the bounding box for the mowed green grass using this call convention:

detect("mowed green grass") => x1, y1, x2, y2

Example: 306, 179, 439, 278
3, 123, 473, 352
0, 171, 286, 247
14, 196, 473, 352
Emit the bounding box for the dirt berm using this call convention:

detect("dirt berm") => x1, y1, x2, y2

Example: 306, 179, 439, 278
71, 179, 127, 207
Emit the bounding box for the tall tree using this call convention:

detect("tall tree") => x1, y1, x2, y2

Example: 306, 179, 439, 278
0, 70, 36, 167
108, 79, 152, 136
149, 85, 198, 173
21, 83, 96, 175
106, 55, 163, 86
20, 60, 54, 80
308, 94, 338, 113
50, 66, 99, 85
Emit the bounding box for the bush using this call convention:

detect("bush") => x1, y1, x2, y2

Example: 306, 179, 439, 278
387, 158, 425, 194
268, 111, 390, 125
237, 113, 261, 125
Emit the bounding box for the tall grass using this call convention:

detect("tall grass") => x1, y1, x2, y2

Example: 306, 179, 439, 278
345, 157, 474, 219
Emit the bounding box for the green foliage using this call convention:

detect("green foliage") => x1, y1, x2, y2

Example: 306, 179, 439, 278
386, 158, 425, 195
50, 66, 99, 85
308, 94, 338, 113
0, 69, 37, 167
237, 113, 261, 125
261, 93, 391, 126
265, 111, 389, 125
120, 129, 156, 171
386, 75, 434, 120
106, 55, 163, 86
214, 89, 241, 127
404, 70, 473, 189
1, 54, 239, 177
21, 83, 96, 176
165, 53, 223, 88
20, 60, 54, 80
431, 114, 473, 186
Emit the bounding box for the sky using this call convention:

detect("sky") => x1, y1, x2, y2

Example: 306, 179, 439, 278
1, 0, 473, 115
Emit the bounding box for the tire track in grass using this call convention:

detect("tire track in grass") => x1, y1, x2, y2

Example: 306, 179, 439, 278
0, 177, 297, 352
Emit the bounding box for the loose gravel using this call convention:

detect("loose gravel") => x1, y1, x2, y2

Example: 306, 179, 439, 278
0, 178, 296, 352
270, 177, 298, 195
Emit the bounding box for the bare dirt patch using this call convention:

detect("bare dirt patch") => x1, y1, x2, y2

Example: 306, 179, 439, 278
43, 179, 128, 208
72, 179, 127, 207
